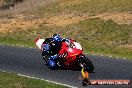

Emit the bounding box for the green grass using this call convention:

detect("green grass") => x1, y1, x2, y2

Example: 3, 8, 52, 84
37, 0, 132, 15
0, 0, 132, 59
0, 26, 55, 47
0, 18, 131, 59
0, 71, 68, 88
56, 18, 132, 58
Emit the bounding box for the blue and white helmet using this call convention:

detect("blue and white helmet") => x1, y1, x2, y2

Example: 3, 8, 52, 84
52, 34, 61, 41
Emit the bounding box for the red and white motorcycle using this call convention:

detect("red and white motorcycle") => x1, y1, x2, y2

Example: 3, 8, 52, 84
34, 38, 94, 72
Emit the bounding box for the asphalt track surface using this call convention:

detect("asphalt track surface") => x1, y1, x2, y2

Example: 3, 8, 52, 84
0, 45, 132, 88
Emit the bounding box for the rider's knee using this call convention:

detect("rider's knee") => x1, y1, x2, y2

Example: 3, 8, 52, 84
48, 60, 56, 67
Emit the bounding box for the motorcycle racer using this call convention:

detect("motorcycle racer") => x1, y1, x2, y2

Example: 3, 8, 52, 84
42, 34, 67, 68
34, 35, 94, 72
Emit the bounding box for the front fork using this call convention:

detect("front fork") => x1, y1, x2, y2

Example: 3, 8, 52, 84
76, 54, 85, 68
80, 63, 84, 68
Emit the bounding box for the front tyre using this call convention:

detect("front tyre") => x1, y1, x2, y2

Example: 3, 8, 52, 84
81, 56, 94, 73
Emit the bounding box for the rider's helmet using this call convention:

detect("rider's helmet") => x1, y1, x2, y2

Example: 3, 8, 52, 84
52, 34, 61, 41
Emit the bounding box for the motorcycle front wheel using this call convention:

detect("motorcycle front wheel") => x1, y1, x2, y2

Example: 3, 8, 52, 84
81, 56, 94, 73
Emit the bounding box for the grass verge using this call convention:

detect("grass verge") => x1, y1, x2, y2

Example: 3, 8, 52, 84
37, 0, 132, 15
0, 0, 132, 59
0, 18, 131, 59
0, 71, 68, 88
